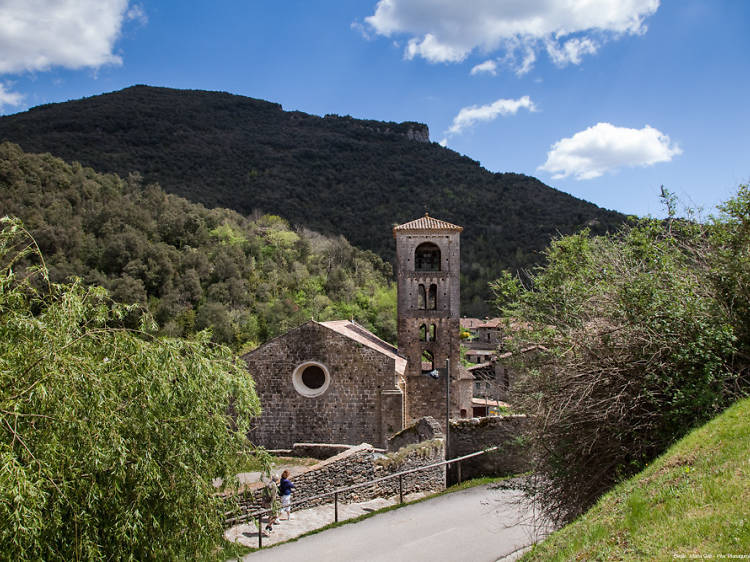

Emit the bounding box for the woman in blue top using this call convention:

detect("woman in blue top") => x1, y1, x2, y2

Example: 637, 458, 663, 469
279, 470, 295, 520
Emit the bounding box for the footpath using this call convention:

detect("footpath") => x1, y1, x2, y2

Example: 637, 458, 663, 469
224, 490, 430, 548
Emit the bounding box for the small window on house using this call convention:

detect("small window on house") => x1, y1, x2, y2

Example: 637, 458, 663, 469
421, 350, 434, 373
419, 324, 427, 341
428, 284, 437, 309
460, 408, 467, 418
417, 284, 426, 309
415, 243, 441, 271
429, 324, 436, 341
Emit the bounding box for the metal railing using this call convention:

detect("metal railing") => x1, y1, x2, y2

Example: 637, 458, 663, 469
226, 446, 498, 549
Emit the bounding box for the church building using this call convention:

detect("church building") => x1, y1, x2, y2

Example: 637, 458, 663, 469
243, 214, 473, 449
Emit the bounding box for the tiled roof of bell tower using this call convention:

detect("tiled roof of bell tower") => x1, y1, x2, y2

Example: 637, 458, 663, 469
392, 213, 463, 235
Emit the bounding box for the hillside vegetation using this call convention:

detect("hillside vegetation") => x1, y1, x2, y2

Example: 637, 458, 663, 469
0, 142, 396, 349
496, 186, 750, 523
523, 396, 750, 560
0, 219, 258, 560
0, 85, 626, 315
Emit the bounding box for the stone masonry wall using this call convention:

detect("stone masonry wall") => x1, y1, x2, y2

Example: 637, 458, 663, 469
373, 438, 445, 497
447, 415, 530, 484
395, 227, 470, 427
387, 416, 443, 452
287, 443, 356, 460
243, 321, 402, 449
225, 440, 445, 526
291, 440, 445, 509
292, 445, 377, 507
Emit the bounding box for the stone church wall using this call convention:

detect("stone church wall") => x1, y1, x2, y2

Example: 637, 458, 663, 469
243, 322, 402, 449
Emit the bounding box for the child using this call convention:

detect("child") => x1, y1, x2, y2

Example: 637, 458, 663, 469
279, 469, 295, 520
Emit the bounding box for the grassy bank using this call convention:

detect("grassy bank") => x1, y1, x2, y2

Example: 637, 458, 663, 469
523, 397, 750, 561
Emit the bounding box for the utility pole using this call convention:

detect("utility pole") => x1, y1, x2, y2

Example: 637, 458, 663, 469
445, 358, 450, 456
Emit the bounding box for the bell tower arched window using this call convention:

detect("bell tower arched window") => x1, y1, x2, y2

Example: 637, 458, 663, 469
415, 243, 441, 272
419, 324, 427, 341
421, 350, 434, 373
417, 284, 426, 309
428, 284, 437, 309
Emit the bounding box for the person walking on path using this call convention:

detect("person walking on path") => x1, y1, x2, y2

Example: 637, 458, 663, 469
260, 474, 281, 536
279, 469, 295, 520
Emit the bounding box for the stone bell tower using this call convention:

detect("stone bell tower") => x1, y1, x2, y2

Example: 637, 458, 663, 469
393, 214, 465, 428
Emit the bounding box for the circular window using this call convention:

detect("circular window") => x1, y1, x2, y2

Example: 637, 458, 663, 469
292, 361, 331, 398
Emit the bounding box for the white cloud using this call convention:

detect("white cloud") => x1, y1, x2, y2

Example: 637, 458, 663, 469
545, 37, 598, 67
365, 0, 659, 72
470, 60, 497, 76
516, 46, 537, 76
539, 123, 682, 180
0, 82, 23, 112
126, 3, 148, 27
447, 96, 537, 135
0, 0, 134, 74
405, 33, 468, 63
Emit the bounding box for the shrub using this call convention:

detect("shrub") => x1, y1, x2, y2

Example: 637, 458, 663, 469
495, 187, 750, 523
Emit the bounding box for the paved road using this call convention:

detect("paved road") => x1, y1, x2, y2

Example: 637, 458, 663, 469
236, 483, 550, 562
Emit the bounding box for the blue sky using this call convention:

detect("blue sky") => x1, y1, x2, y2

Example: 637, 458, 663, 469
0, 0, 748, 218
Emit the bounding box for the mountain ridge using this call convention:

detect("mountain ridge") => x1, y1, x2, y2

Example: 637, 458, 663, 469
0, 85, 626, 315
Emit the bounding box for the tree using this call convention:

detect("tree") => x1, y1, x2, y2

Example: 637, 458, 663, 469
0, 218, 261, 559
495, 187, 749, 524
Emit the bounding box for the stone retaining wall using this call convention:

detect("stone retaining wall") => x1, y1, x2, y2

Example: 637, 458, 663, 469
447, 415, 530, 484
289, 443, 359, 459
374, 438, 445, 497
225, 439, 445, 526
387, 416, 443, 452
292, 444, 378, 507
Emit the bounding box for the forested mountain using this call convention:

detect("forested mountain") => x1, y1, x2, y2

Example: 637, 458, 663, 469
0, 142, 396, 349
0, 85, 626, 315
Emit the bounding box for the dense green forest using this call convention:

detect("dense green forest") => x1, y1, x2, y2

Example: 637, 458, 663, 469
0, 85, 626, 315
0, 142, 396, 349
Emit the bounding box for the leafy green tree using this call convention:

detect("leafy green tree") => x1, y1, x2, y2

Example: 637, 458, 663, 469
0, 142, 398, 348
497, 187, 749, 524
0, 219, 261, 560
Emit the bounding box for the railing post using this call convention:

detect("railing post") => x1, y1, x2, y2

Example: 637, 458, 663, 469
334, 492, 339, 523
399, 474, 404, 504
457, 460, 462, 484
258, 514, 263, 549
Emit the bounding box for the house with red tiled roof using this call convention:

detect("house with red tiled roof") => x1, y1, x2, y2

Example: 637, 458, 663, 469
460, 317, 484, 333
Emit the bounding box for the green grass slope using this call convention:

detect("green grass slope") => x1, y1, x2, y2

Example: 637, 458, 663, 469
523, 397, 750, 561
